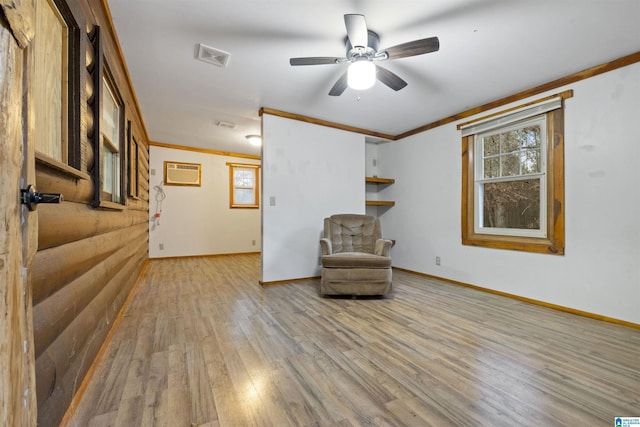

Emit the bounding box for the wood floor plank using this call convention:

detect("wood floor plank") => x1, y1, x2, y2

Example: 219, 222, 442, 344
66, 255, 640, 427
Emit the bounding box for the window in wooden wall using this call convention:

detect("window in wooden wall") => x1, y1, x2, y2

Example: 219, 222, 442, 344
127, 120, 140, 198
460, 93, 567, 255
31, 0, 82, 169
98, 67, 125, 206
227, 163, 260, 208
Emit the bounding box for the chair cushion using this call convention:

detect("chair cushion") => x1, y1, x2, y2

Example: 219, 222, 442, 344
322, 252, 391, 269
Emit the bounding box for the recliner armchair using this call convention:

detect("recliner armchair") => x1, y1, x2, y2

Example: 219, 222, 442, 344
320, 214, 393, 296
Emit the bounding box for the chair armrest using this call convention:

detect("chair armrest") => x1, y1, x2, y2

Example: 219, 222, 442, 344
375, 239, 393, 257
320, 238, 332, 255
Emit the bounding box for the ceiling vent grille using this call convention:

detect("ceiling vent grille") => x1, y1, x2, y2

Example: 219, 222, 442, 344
196, 43, 230, 68
216, 120, 236, 129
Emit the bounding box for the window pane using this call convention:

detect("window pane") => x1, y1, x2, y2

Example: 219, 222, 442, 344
102, 145, 120, 200
101, 76, 122, 204
503, 131, 520, 153
521, 149, 541, 174
33, 0, 68, 161
482, 179, 540, 230
102, 80, 120, 147
234, 188, 255, 204
483, 134, 500, 156
484, 157, 499, 178
235, 169, 254, 187
501, 153, 520, 176
520, 125, 541, 148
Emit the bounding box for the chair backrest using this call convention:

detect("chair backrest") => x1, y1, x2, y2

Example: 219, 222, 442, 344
324, 214, 381, 254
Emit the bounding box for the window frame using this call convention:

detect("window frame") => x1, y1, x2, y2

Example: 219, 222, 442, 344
92, 27, 126, 210
227, 162, 260, 209
127, 120, 140, 199
31, 0, 83, 170
461, 100, 565, 255
474, 116, 547, 238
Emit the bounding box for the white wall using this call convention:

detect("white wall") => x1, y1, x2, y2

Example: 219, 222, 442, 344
261, 115, 365, 283
381, 62, 640, 324
148, 145, 261, 258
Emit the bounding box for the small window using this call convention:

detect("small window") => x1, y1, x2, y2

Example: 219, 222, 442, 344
227, 163, 260, 208
128, 121, 140, 198
101, 76, 123, 203
461, 94, 567, 255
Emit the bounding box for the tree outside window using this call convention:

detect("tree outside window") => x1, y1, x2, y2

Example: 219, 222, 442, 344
476, 119, 546, 237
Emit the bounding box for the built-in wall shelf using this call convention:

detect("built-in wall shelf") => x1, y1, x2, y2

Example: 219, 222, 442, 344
365, 176, 395, 207
365, 176, 395, 184
366, 200, 395, 206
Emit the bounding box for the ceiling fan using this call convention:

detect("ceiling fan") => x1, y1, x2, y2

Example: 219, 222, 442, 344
289, 14, 440, 96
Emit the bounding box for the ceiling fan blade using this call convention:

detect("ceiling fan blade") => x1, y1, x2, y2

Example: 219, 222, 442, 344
328, 71, 348, 96
290, 57, 342, 66
376, 65, 407, 91
382, 36, 440, 60
344, 14, 368, 49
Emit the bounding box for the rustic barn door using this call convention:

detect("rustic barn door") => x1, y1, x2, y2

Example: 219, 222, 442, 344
0, 1, 38, 425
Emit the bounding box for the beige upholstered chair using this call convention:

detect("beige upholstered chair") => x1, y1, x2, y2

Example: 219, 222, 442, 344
320, 214, 393, 296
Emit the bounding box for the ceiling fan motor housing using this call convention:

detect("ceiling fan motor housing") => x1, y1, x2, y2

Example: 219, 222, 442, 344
346, 30, 380, 60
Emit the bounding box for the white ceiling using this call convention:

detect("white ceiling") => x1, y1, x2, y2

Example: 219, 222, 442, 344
106, 0, 640, 157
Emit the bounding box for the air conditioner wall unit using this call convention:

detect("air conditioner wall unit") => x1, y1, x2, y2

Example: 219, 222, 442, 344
164, 161, 202, 186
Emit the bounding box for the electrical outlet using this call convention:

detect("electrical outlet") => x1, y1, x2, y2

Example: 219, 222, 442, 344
435, 256, 441, 266
270, 196, 276, 206
252, 239, 256, 246
150, 168, 156, 176
159, 243, 164, 250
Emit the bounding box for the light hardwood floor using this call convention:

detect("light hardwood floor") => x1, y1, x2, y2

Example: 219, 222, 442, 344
65, 254, 640, 427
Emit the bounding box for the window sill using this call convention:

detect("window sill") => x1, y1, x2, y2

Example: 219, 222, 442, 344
93, 200, 125, 211
36, 152, 90, 181
462, 232, 564, 255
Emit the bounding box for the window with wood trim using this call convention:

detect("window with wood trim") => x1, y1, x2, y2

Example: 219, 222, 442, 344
99, 69, 125, 205
461, 94, 567, 255
127, 120, 140, 198
228, 163, 260, 208
31, 0, 82, 168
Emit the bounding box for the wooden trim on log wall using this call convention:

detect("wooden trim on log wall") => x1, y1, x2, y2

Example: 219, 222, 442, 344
393, 267, 640, 330
259, 51, 640, 141
98, 0, 150, 142
149, 140, 261, 161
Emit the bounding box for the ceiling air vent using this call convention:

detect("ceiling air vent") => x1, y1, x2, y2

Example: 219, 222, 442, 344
196, 43, 230, 68
216, 120, 236, 129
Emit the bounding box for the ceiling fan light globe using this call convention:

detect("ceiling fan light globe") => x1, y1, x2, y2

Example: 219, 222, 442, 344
246, 134, 262, 146
347, 60, 376, 90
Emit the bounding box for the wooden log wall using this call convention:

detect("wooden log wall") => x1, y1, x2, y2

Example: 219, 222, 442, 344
0, 2, 38, 425
31, 0, 150, 425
